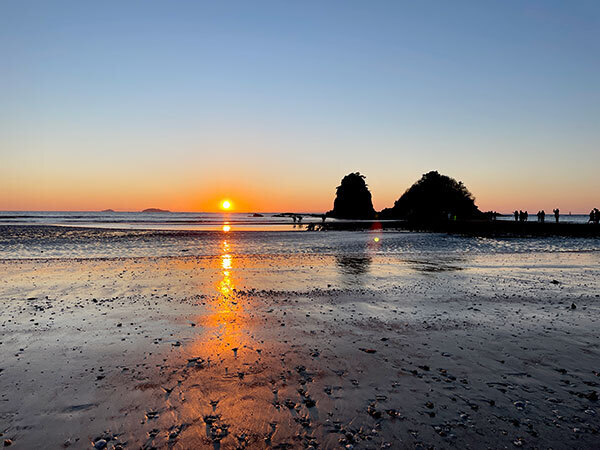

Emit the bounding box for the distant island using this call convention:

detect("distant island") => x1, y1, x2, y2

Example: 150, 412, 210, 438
101, 209, 115, 213
141, 208, 170, 213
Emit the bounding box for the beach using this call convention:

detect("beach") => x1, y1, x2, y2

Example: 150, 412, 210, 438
1, 225, 600, 449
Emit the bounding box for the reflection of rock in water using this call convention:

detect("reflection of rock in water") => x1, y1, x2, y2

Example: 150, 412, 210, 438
404, 257, 464, 273
336, 254, 372, 276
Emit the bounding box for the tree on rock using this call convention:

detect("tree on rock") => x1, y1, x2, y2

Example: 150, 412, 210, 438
380, 171, 482, 221
328, 172, 376, 219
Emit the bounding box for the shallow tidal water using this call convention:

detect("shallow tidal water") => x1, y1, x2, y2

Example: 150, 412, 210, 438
0, 225, 599, 449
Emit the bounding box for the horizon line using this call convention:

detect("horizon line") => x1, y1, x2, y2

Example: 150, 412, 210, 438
0, 209, 593, 215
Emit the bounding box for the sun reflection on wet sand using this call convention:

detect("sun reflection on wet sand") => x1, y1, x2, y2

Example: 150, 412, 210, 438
188, 239, 247, 358
172, 238, 290, 447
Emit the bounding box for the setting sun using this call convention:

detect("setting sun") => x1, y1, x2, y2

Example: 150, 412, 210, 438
221, 200, 231, 210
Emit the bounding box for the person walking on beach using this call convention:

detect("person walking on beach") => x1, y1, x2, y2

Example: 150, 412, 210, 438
514, 210, 519, 222
591, 208, 600, 224
540, 210, 545, 222
553, 208, 560, 223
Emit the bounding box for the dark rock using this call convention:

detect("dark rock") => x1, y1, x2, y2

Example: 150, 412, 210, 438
327, 172, 375, 219
514, 401, 526, 410
379, 171, 483, 221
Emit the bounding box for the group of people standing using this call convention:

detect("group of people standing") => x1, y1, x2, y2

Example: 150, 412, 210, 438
514, 208, 561, 223
514, 210, 529, 222
512, 208, 599, 224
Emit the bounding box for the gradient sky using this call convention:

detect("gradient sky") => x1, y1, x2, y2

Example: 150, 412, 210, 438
1, 0, 598, 213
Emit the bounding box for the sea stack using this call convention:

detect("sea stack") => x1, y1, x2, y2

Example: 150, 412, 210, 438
328, 172, 376, 219
380, 171, 482, 222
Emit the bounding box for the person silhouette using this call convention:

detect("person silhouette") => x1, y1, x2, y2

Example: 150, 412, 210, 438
540, 210, 545, 223
590, 210, 596, 224
524, 211, 528, 222
514, 210, 519, 222
553, 208, 560, 223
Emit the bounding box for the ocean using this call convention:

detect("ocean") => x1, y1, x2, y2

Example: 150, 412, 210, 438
0, 210, 592, 231
0, 211, 323, 231
1, 212, 600, 449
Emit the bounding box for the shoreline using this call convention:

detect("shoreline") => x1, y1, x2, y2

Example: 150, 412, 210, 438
2, 219, 600, 237
320, 220, 600, 237
0, 226, 599, 448
1, 252, 599, 448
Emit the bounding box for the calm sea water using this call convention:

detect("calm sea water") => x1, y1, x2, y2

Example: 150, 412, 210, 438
0, 211, 598, 261
496, 213, 591, 224
0, 211, 592, 230
0, 211, 324, 231
0, 224, 598, 261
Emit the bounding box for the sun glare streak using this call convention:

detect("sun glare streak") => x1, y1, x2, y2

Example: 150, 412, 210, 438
222, 224, 231, 232
215, 243, 237, 317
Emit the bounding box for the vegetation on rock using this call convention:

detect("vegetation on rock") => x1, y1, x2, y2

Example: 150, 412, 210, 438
328, 172, 376, 219
379, 171, 482, 221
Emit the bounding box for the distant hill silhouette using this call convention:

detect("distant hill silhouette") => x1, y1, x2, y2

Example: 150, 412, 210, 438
141, 208, 170, 213
327, 172, 375, 219
380, 171, 482, 221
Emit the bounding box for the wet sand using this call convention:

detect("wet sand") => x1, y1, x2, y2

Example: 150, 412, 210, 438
1, 233, 600, 449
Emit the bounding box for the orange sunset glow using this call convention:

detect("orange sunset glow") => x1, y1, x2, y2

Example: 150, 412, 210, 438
2, 3, 600, 449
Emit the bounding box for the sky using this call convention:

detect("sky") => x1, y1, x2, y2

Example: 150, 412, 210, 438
1, 0, 599, 213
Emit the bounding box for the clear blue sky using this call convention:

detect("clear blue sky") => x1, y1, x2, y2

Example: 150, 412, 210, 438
1, 0, 598, 212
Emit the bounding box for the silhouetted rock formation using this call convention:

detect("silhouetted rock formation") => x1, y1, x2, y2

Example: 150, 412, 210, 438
380, 171, 482, 221
328, 172, 375, 219
141, 208, 170, 213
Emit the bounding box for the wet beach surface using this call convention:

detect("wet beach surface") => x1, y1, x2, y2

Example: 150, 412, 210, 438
1, 227, 599, 449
